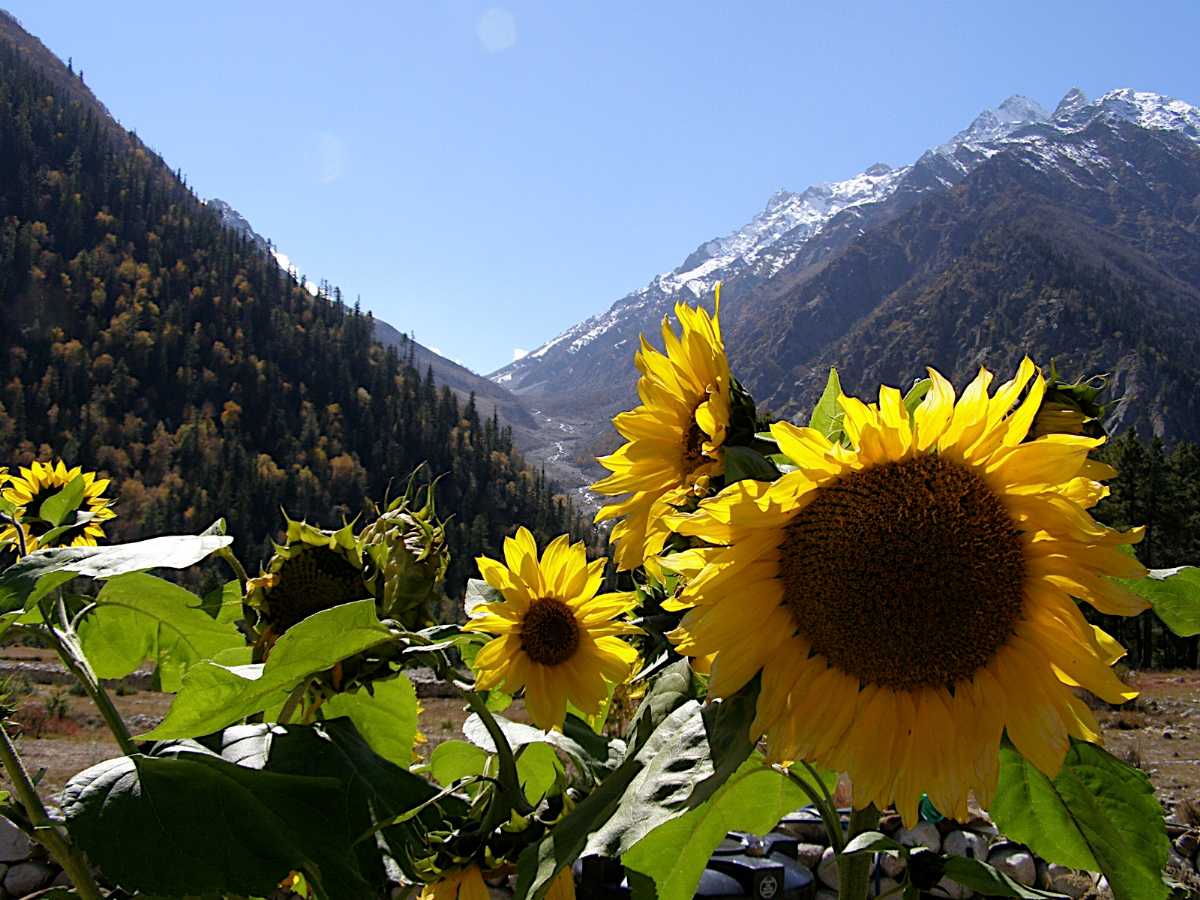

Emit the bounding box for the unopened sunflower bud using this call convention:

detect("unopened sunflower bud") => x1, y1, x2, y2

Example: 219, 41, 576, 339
360, 485, 448, 630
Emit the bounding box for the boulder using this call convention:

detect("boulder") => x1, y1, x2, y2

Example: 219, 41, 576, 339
988, 843, 1037, 886
3, 861, 55, 897
0, 820, 32, 863
816, 846, 839, 890
897, 821, 941, 854
943, 829, 988, 860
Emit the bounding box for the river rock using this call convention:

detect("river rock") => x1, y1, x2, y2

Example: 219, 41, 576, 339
816, 846, 839, 890
794, 842, 825, 870
778, 808, 828, 844
878, 851, 905, 879
814, 891, 838, 900
1175, 831, 1199, 858
988, 843, 1037, 886
4, 861, 55, 896
1038, 862, 1093, 899
897, 821, 941, 853
943, 829, 988, 860
0, 820, 32, 864
931, 875, 971, 899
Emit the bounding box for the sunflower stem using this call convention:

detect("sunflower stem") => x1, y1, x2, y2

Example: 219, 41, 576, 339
837, 803, 880, 900
462, 688, 533, 819
776, 765, 845, 852
43, 598, 137, 756
0, 721, 103, 899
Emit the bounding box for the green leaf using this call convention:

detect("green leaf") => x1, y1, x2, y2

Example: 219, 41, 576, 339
34, 510, 97, 547
321, 674, 419, 768
154, 718, 460, 886
200, 579, 243, 624
0, 533, 234, 614
841, 830, 905, 856
77, 573, 245, 692
517, 742, 563, 805
991, 740, 1169, 900
1120, 567, 1200, 637
808, 367, 845, 442
622, 758, 804, 900
430, 739, 489, 788
142, 600, 392, 739
463, 712, 601, 783
37, 475, 85, 527
903, 378, 932, 416
61, 752, 371, 900
942, 856, 1068, 899
722, 446, 779, 483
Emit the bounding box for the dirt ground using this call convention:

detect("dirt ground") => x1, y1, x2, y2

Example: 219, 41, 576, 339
4, 650, 1200, 817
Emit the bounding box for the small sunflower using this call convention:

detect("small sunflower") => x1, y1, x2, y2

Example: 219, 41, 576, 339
592, 289, 732, 570
419, 865, 489, 900
466, 528, 638, 730
662, 359, 1147, 823
246, 517, 368, 640
1, 460, 115, 552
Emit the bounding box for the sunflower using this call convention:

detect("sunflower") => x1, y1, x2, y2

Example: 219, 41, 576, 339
592, 290, 732, 570
419, 866, 574, 900
466, 528, 638, 730
1, 460, 116, 552
419, 866, 489, 900
662, 359, 1147, 823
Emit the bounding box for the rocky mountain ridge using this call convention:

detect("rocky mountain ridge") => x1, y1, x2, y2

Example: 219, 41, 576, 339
490, 87, 1200, 473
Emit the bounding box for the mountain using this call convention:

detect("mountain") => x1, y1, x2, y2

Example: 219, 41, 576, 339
492, 88, 1200, 481
0, 11, 591, 593
205, 196, 538, 432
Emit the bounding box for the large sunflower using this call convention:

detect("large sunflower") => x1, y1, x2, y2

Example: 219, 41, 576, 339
1, 460, 116, 552
662, 359, 1147, 823
592, 292, 732, 570
466, 528, 638, 730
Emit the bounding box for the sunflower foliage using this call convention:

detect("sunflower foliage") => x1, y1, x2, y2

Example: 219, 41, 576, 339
0, 295, 1197, 900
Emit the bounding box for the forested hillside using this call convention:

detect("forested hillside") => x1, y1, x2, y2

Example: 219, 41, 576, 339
0, 23, 590, 593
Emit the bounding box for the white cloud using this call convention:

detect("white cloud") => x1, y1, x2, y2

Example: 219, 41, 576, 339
429, 346, 443, 356
512, 348, 529, 361
476, 7, 517, 53
317, 132, 345, 184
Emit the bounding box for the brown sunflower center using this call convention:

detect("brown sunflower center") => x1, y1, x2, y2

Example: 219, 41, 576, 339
520, 598, 580, 666
265, 547, 366, 631
682, 415, 708, 473
777, 454, 1026, 691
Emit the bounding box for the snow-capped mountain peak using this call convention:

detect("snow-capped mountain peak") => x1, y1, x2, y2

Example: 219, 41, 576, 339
493, 87, 1200, 384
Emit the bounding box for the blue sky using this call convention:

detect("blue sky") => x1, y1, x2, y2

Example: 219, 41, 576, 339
11, 2, 1200, 373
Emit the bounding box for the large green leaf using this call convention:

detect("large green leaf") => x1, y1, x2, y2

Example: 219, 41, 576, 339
61, 752, 370, 900
0, 533, 233, 613
991, 740, 1169, 900
514, 681, 757, 900
321, 674, 419, 768
807, 367, 844, 442
37, 475, 85, 527
584, 684, 757, 859
463, 712, 603, 782
77, 572, 244, 692
1120, 567, 1200, 637
622, 757, 804, 900
722, 446, 779, 484
517, 742, 564, 805
942, 856, 1067, 899
227, 718, 458, 884
430, 739, 489, 788
142, 600, 392, 739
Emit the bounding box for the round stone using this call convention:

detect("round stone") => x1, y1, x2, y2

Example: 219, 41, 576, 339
988, 845, 1037, 886
943, 829, 988, 859
897, 821, 942, 854
816, 846, 839, 890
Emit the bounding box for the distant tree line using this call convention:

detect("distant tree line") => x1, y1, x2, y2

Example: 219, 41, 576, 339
1093, 431, 1200, 669
0, 36, 593, 601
